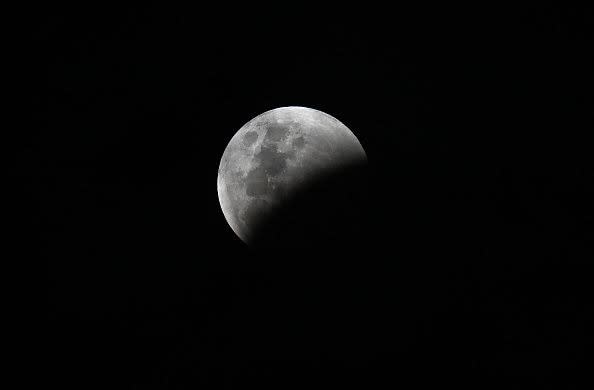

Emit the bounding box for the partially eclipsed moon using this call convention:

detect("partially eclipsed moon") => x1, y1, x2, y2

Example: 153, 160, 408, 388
217, 106, 367, 244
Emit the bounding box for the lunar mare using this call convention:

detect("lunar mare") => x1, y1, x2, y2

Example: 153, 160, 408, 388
217, 106, 367, 243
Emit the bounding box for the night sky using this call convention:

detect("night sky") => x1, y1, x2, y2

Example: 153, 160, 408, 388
34, 4, 592, 388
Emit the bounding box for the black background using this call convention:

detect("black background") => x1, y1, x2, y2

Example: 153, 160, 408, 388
33, 3, 592, 388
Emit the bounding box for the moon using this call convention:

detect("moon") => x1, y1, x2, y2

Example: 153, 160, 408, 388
217, 106, 367, 244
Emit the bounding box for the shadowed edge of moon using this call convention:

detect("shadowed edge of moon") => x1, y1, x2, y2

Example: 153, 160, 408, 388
245, 160, 370, 249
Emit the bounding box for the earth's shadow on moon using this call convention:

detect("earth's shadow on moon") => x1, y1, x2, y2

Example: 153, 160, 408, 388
246, 161, 372, 254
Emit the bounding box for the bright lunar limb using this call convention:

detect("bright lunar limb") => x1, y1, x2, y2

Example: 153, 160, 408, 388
217, 106, 367, 244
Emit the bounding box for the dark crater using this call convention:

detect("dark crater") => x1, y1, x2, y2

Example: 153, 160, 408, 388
264, 123, 290, 142
242, 130, 258, 147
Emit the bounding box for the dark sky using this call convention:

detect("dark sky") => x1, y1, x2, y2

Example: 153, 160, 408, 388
34, 4, 592, 388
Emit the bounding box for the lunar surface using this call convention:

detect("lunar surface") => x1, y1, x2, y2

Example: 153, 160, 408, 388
217, 106, 367, 244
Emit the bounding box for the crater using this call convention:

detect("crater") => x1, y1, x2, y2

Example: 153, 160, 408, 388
243, 131, 259, 147
265, 123, 290, 142
245, 165, 268, 196
292, 136, 306, 149
257, 144, 289, 177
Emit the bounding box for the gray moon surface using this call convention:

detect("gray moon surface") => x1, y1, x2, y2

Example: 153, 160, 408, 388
217, 106, 367, 244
